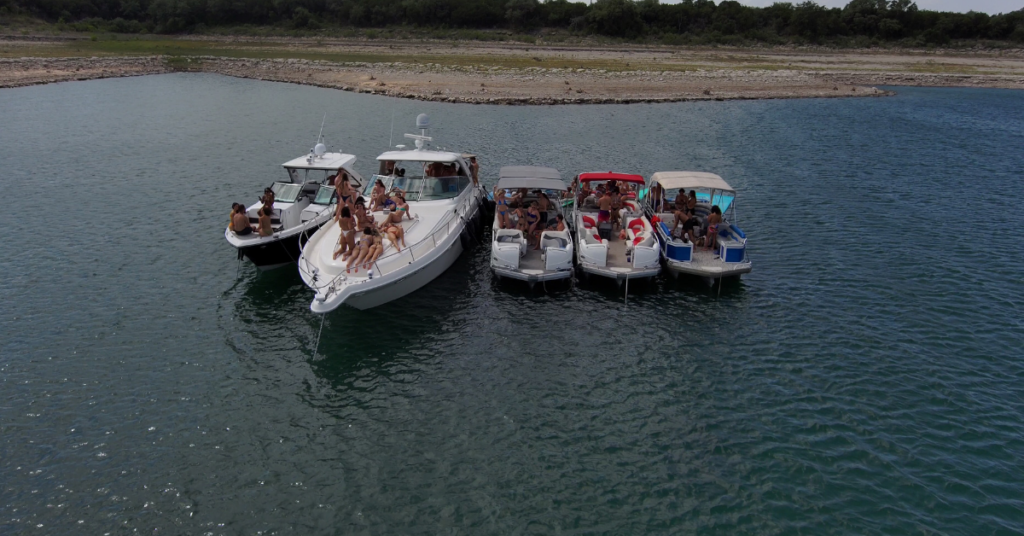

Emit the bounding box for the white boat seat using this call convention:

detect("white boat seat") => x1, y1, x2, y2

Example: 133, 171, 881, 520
494, 229, 527, 257
541, 236, 568, 249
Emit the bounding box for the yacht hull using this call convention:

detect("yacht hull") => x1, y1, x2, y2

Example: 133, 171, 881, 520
320, 238, 464, 311
228, 220, 328, 271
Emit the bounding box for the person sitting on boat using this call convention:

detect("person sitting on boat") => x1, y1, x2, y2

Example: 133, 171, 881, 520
369, 179, 387, 211
392, 194, 413, 221
229, 203, 240, 230
598, 190, 613, 226
383, 160, 396, 176
549, 214, 566, 232
257, 207, 274, 237
379, 216, 406, 251
363, 228, 385, 270
334, 206, 355, 260
674, 191, 688, 212
494, 188, 510, 229
231, 204, 255, 236
673, 207, 700, 244
346, 227, 374, 273
705, 205, 723, 251
354, 198, 374, 229
577, 182, 591, 205
260, 187, 275, 214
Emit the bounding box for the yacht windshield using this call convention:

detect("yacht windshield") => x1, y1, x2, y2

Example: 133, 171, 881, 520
312, 185, 336, 205
373, 161, 470, 201
272, 182, 302, 203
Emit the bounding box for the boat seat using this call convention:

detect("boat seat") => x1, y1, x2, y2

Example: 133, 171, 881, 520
541, 236, 568, 250
494, 229, 527, 257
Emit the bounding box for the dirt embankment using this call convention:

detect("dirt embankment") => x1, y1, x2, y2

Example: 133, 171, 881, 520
2, 38, 1023, 103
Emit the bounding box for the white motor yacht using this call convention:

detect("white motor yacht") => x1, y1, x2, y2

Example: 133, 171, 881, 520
642, 171, 752, 283
571, 172, 661, 282
225, 140, 363, 270
297, 114, 486, 312
490, 166, 573, 285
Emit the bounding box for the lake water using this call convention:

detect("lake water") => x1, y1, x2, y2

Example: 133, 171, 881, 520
2, 74, 1022, 534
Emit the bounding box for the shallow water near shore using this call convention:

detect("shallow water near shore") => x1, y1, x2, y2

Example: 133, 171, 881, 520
2, 74, 1023, 534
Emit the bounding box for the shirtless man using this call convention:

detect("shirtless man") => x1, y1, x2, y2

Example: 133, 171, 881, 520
231, 204, 254, 236
609, 187, 622, 230
598, 190, 613, 227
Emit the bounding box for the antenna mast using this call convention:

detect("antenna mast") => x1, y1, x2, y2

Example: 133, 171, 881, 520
388, 109, 396, 148
316, 112, 327, 145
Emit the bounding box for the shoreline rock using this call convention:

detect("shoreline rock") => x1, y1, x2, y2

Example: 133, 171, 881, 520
2, 55, 1020, 104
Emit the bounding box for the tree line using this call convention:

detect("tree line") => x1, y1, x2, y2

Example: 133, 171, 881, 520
3, 0, 1023, 45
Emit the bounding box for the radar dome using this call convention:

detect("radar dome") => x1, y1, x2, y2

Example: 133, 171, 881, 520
416, 113, 430, 130
314, 143, 327, 156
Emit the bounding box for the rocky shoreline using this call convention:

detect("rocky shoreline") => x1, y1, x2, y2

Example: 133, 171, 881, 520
3, 55, 1022, 104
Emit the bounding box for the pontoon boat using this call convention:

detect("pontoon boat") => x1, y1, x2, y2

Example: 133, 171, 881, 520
490, 166, 573, 285
642, 171, 751, 282
571, 172, 660, 282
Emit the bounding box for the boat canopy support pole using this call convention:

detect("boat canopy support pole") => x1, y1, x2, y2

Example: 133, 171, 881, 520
624, 276, 629, 305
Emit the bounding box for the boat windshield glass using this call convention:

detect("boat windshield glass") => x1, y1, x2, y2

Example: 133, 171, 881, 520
662, 187, 734, 214
312, 185, 336, 205
372, 161, 470, 201
272, 182, 302, 203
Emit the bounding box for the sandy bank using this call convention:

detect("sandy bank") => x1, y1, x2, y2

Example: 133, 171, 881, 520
2, 39, 1022, 103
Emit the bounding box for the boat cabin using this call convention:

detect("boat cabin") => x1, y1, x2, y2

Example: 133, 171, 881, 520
366, 150, 474, 202
244, 152, 360, 233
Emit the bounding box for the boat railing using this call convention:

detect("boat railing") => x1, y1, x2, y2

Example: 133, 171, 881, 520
303, 201, 471, 294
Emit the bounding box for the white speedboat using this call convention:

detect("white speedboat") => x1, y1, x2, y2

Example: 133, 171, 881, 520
571, 172, 660, 282
642, 171, 751, 282
225, 141, 364, 270
490, 166, 573, 285
297, 114, 486, 312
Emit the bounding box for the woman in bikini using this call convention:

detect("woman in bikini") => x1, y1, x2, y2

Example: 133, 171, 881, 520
363, 229, 385, 269
334, 206, 355, 260
688, 190, 698, 212
705, 205, 722, 251
260, 188, 275, 214
353, 198, 374, 230
336, 176, 355, 210
257, 207, 274, 237
369, 179, 387, 212
377, 195, 409, 250
346, 227, 374, 272
526, 202, 541, 249
494, 188, 509, 229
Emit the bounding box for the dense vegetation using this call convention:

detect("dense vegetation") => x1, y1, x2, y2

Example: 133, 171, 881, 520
3, 0, 1023, 46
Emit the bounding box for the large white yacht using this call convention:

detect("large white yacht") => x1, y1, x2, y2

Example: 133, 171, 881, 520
490, 166, 573, 285
643, 171, 752, 283
225, 141, 363, 270
297, 115, 486, 312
